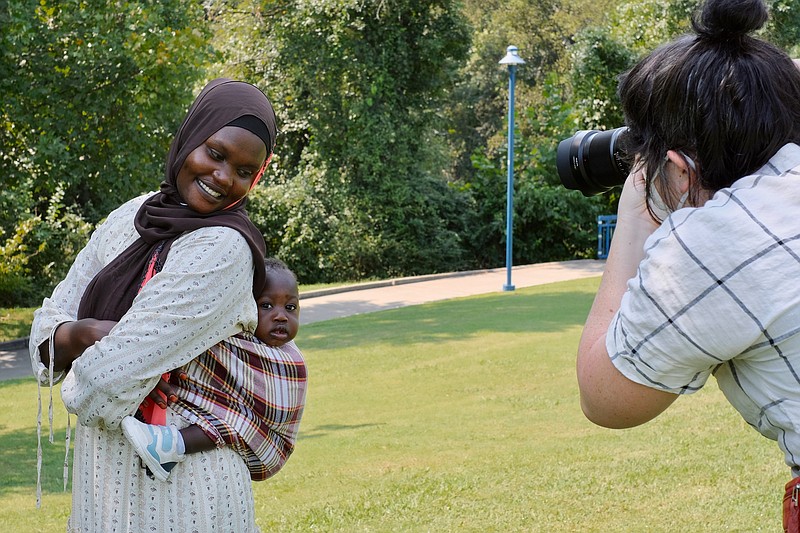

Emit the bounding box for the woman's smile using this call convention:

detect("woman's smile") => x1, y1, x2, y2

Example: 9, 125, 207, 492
196, 179, 223, 199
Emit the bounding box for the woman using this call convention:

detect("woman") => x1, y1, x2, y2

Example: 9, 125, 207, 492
30, 78, 276, 532
575, 0, 800, 529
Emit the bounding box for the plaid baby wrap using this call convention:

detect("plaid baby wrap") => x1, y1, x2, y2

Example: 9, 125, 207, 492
171, 332, 307, 481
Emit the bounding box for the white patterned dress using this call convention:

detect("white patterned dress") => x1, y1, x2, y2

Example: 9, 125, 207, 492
30, 192, 262, 533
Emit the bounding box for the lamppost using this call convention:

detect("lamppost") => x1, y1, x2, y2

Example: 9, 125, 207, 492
499, 45, 524, 292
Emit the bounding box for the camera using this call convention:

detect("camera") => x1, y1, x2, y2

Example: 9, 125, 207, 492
556, 127, 631, 196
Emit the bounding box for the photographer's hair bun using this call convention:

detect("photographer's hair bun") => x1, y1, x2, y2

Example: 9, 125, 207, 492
693, 0, 768, 39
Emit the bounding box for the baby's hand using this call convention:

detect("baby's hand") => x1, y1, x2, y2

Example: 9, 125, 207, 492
142, 369, 189, 409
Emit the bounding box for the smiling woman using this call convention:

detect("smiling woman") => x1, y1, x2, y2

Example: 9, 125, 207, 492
176, 125, 268, 214
27, 79, 299, 533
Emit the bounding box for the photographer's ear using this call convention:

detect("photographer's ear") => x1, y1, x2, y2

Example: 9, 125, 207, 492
665, 150, 692, 196
666, 149, 714, 208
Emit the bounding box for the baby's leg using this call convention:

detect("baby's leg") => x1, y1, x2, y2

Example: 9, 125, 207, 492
180, 424, 216, 454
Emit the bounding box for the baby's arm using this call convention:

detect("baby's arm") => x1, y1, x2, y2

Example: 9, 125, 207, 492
180, 425, 217, 454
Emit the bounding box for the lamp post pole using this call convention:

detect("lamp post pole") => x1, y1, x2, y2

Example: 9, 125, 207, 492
499, 45, 525, 292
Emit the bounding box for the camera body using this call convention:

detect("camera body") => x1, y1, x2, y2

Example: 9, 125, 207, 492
556, 127, 631, 196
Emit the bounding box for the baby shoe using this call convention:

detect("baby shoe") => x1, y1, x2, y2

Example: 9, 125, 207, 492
121, 416, 185, 482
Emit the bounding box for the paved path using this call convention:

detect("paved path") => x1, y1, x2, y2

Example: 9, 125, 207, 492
0, 260, 605, 381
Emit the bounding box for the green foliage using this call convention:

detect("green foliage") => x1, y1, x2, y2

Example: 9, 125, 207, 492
0, 0, 217, 305
568, 29, 635, 130
611, 0, 800, 55
466, 150, 603, 267
450, 0, 621, 186
213, 0, 474, 283
3, 0, 799, 301
611, 0, 697, 53
762, 0, 800, 54
462, 75, 606, 267
0, 191, 92, 306
247, 155, 345, 282
1, 0, 216, 224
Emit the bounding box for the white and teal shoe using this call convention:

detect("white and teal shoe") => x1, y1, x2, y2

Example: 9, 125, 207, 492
122, 416, 185, 482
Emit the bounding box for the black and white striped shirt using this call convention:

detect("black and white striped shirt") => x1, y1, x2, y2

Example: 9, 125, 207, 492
609, 143, 800, 475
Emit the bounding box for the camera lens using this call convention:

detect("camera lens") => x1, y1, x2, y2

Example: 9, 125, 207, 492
556, 127, 631, 196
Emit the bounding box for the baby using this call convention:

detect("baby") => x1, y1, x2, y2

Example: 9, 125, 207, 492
121, 258, 307, 481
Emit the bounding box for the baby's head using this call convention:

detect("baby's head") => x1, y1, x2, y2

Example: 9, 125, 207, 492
254, 258, 299, 347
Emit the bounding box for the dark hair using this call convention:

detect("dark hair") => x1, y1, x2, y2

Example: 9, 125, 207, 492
264, 257, 297, 284
618, 0, 800, 217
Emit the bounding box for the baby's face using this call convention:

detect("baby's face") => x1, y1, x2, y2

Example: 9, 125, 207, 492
254, 270, 300, 347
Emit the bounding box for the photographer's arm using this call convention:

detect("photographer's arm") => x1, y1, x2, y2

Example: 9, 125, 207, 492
576, 171, 677, 429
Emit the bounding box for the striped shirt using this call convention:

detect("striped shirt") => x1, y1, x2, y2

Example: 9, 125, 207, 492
609, 143, 800, 476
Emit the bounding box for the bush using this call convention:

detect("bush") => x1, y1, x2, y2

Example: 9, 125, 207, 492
0, 209, 92, 307
0, 273, 36, 309
247, 158, 474, 284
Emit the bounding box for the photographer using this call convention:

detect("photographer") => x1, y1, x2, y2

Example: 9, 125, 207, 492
574, 0, 800, 529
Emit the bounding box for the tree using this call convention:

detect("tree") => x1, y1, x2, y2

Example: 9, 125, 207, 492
0, 0, 216, 304
448, 0, 621, 185
765, 0, 800, 53
208, 0, 474, 282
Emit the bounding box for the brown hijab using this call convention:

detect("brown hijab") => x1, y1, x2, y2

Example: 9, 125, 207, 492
77, 79, 277, 321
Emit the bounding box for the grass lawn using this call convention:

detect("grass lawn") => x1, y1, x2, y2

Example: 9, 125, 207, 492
0, 278, 787, 531
0, 307, 35, 343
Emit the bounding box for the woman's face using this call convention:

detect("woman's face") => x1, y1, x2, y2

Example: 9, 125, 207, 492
176, 126, 267, 214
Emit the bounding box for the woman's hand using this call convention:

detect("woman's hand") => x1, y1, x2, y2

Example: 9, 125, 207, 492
40, 318, 118, 372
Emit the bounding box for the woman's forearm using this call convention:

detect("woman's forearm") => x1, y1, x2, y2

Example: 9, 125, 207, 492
60, 227, 257, 429
575, 172, 676, 428
39, 319, 116, 372
578, 172, 658, 352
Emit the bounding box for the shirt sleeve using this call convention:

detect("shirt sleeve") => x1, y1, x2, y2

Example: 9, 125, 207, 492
59, 225, 258, 429
606, 212, 766, 395
29, 197, 143, 384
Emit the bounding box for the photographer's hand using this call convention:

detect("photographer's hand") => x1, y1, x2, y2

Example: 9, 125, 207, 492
576, 169, 676, 429
611, 166, 660, 277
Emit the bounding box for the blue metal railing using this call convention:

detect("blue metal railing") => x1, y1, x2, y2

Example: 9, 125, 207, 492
597, 215, 617, 259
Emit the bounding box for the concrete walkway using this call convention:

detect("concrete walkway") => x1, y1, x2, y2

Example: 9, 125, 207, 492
299, 259, 605, 323
0, 260, 605, 381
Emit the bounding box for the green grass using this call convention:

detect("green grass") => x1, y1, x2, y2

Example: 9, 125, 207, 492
0, 307, 35, 343
1, 278, 787, 531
